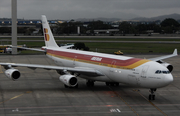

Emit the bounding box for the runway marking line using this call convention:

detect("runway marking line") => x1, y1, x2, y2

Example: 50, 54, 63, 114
0, 91, 32, 105
133, 89, 167, 116
109, 87, 139, 116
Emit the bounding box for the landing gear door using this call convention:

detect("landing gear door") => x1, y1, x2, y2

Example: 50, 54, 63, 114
141, 65, 149, 78
128, 75, 140, 85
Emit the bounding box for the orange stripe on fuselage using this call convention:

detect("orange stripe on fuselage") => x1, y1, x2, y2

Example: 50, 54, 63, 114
46, 50, 150, 69
123, 59, 150, 69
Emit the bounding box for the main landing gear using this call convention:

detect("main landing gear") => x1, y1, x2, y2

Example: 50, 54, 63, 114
149, 88, 157, 100
86, 80, 95, 87
105, 82, 119, 86
86, 80, 120, 87
64, 84, 79, 88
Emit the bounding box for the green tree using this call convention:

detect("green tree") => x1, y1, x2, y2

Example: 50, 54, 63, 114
88, 21, 112, 29
119, 22, 136, 34
161, 18, 180, 33
136, 23, 161, 34
0, 27, 11, 34
74, 42, 85, 50
87, 20, 113, 34
136, 24, 147, 34
148, 24, 161, 33
56, 22, 86, 35
74, 42, 89, 51
17, 27, 27, 34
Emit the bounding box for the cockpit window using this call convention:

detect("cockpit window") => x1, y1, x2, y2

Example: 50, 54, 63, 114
162, 71, 170, 74
155, 70, 161, 74
155, 70, 170, 74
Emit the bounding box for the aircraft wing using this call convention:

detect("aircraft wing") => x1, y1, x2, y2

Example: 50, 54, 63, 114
149, 49, 178, 61
0, 63, 104, 76
12, 44, 73, 52
12, 46, 46, 52
60, 45, 74, 49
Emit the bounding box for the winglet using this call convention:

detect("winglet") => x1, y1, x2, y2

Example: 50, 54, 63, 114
173, 49, 178, 56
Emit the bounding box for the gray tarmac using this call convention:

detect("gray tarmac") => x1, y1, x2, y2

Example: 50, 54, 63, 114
0, 54, 179, 116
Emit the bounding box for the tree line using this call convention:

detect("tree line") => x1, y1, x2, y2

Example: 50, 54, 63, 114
0, 18, 179, 35
56, 18, 180, 35
118, 18, 180, 34
0, 27, 36, 35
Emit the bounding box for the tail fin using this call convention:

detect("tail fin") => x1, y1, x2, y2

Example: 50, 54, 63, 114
41, 15, 59, 48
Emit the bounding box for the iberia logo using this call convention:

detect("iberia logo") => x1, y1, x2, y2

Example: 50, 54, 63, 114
44, 28, 50, 41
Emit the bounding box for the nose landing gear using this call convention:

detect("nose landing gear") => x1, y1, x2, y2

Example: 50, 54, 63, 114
149, 88, 157, 100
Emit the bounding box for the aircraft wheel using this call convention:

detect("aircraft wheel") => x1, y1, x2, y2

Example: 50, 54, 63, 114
64, 84, 78, 88
106, 82, 110, 86
149, 94, 155, 100
86, 80, 94, 87
115, 83, 119, 86
149, 95, 151, 100
74, 84, 79, 88
152, 95, 155, 100
64, 84, 69, 88
149, 88, 156, 100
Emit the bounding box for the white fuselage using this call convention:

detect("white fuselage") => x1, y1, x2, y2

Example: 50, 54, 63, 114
44, 47, 173, 89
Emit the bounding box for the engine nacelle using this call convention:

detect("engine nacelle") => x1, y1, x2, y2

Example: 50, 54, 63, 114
157, 60, 173, 72
59, 74, 78, 87
161, 63, 173, 72
5, 69, 21, 81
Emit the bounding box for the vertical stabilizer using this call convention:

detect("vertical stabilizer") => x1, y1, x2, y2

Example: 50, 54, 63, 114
41, 15, 59, 48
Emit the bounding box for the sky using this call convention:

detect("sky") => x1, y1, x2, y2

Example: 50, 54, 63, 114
0, 0, 180, 20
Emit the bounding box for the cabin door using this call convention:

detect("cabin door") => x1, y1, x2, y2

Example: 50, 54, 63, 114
73, 56, 77, 66
141, 65, 149, 78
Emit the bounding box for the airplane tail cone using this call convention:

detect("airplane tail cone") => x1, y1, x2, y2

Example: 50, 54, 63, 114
41, 15, 59, 48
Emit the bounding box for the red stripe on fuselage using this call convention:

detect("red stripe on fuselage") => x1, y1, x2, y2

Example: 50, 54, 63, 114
46, 49, 144, 67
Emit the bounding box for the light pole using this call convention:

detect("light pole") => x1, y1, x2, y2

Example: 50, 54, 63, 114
12, 0, 17, 54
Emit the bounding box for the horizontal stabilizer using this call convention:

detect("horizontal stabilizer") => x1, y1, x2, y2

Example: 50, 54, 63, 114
12, 46, 46, 52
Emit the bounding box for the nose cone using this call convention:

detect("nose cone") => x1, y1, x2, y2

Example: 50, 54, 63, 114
164, 74, 174, 85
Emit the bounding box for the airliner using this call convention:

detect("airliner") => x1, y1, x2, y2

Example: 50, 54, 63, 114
0, 15, 178, 100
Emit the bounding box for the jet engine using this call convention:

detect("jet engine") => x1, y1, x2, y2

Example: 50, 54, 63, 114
5, 69, 21, 81
157, 60, 173, 72
161, 62, 173, 72
59, 74, 78, 87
